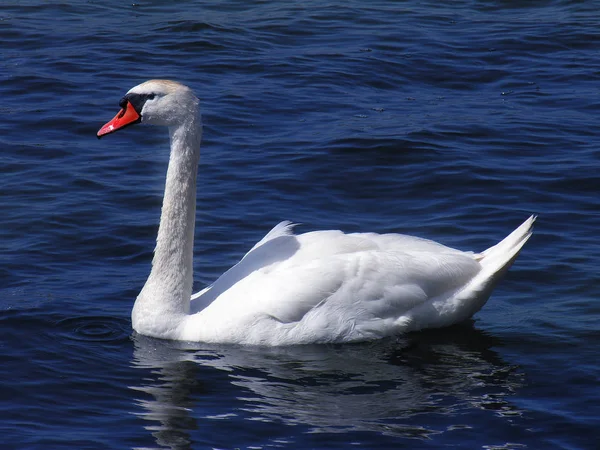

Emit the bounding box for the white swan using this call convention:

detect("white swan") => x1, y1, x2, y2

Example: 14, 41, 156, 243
97, 79, 535, 345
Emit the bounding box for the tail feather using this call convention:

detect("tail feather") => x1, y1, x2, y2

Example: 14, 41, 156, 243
374, 216, 537, 333
405, 215, 536, 330
449, 215, 536, 320
476, 215, 536, 271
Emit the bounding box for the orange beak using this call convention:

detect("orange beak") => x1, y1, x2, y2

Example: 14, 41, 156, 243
97, 100, 141, 138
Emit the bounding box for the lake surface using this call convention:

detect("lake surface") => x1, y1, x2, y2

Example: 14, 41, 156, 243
1, 1, 599, 448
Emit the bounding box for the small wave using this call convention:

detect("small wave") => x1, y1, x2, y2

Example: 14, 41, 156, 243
55, 315, 130, 343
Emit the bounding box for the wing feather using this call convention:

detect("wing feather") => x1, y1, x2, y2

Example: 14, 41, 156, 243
196, 230, 480, 336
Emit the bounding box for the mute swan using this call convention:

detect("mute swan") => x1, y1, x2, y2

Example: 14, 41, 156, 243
97, 79, 535, 345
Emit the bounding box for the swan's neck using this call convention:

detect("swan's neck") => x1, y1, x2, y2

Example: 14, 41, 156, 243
133, 115, 202, 335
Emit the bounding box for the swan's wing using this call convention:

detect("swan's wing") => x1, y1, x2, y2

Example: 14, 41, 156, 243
190, 221, 299, 307
193, 231, 481, 343
190, 285, 211, 300
253, 234, 480, 324
244, 221, 297, 255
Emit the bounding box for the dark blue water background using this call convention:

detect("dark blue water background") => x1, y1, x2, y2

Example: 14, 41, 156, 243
1, 1, 599, 448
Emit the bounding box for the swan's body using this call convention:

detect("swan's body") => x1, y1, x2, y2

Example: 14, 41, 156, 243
98, 80, 535, 346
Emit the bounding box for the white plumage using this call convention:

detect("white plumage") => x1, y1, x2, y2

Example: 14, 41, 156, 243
98, 79, 535, 345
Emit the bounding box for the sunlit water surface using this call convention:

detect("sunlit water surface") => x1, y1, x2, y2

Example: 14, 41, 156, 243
1, 1, 599, 449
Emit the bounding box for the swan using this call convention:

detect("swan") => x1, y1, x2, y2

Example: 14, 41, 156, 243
97, 79, 535, 345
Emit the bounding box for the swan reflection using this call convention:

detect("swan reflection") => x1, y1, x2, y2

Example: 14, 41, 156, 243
130, 324, 523, 449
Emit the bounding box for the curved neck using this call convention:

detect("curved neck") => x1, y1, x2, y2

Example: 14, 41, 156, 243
135, 115, 202, 327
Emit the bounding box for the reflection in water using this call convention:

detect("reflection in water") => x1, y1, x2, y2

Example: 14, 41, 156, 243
130, 339, 203, 449
130, 324, 524, 449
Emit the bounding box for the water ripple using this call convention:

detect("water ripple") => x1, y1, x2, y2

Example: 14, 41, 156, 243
55, 316, 130, 343
1, 1, 599, 449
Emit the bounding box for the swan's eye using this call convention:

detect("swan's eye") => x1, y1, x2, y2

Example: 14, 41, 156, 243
147, 93, 156, 100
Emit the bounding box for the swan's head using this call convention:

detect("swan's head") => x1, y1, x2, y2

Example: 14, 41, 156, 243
97, 79, 199, 138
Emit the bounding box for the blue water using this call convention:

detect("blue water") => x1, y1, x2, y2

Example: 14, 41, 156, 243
1, 1, 599, 448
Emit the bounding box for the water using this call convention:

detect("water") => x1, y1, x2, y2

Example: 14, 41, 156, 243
1, 0, 599, 448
